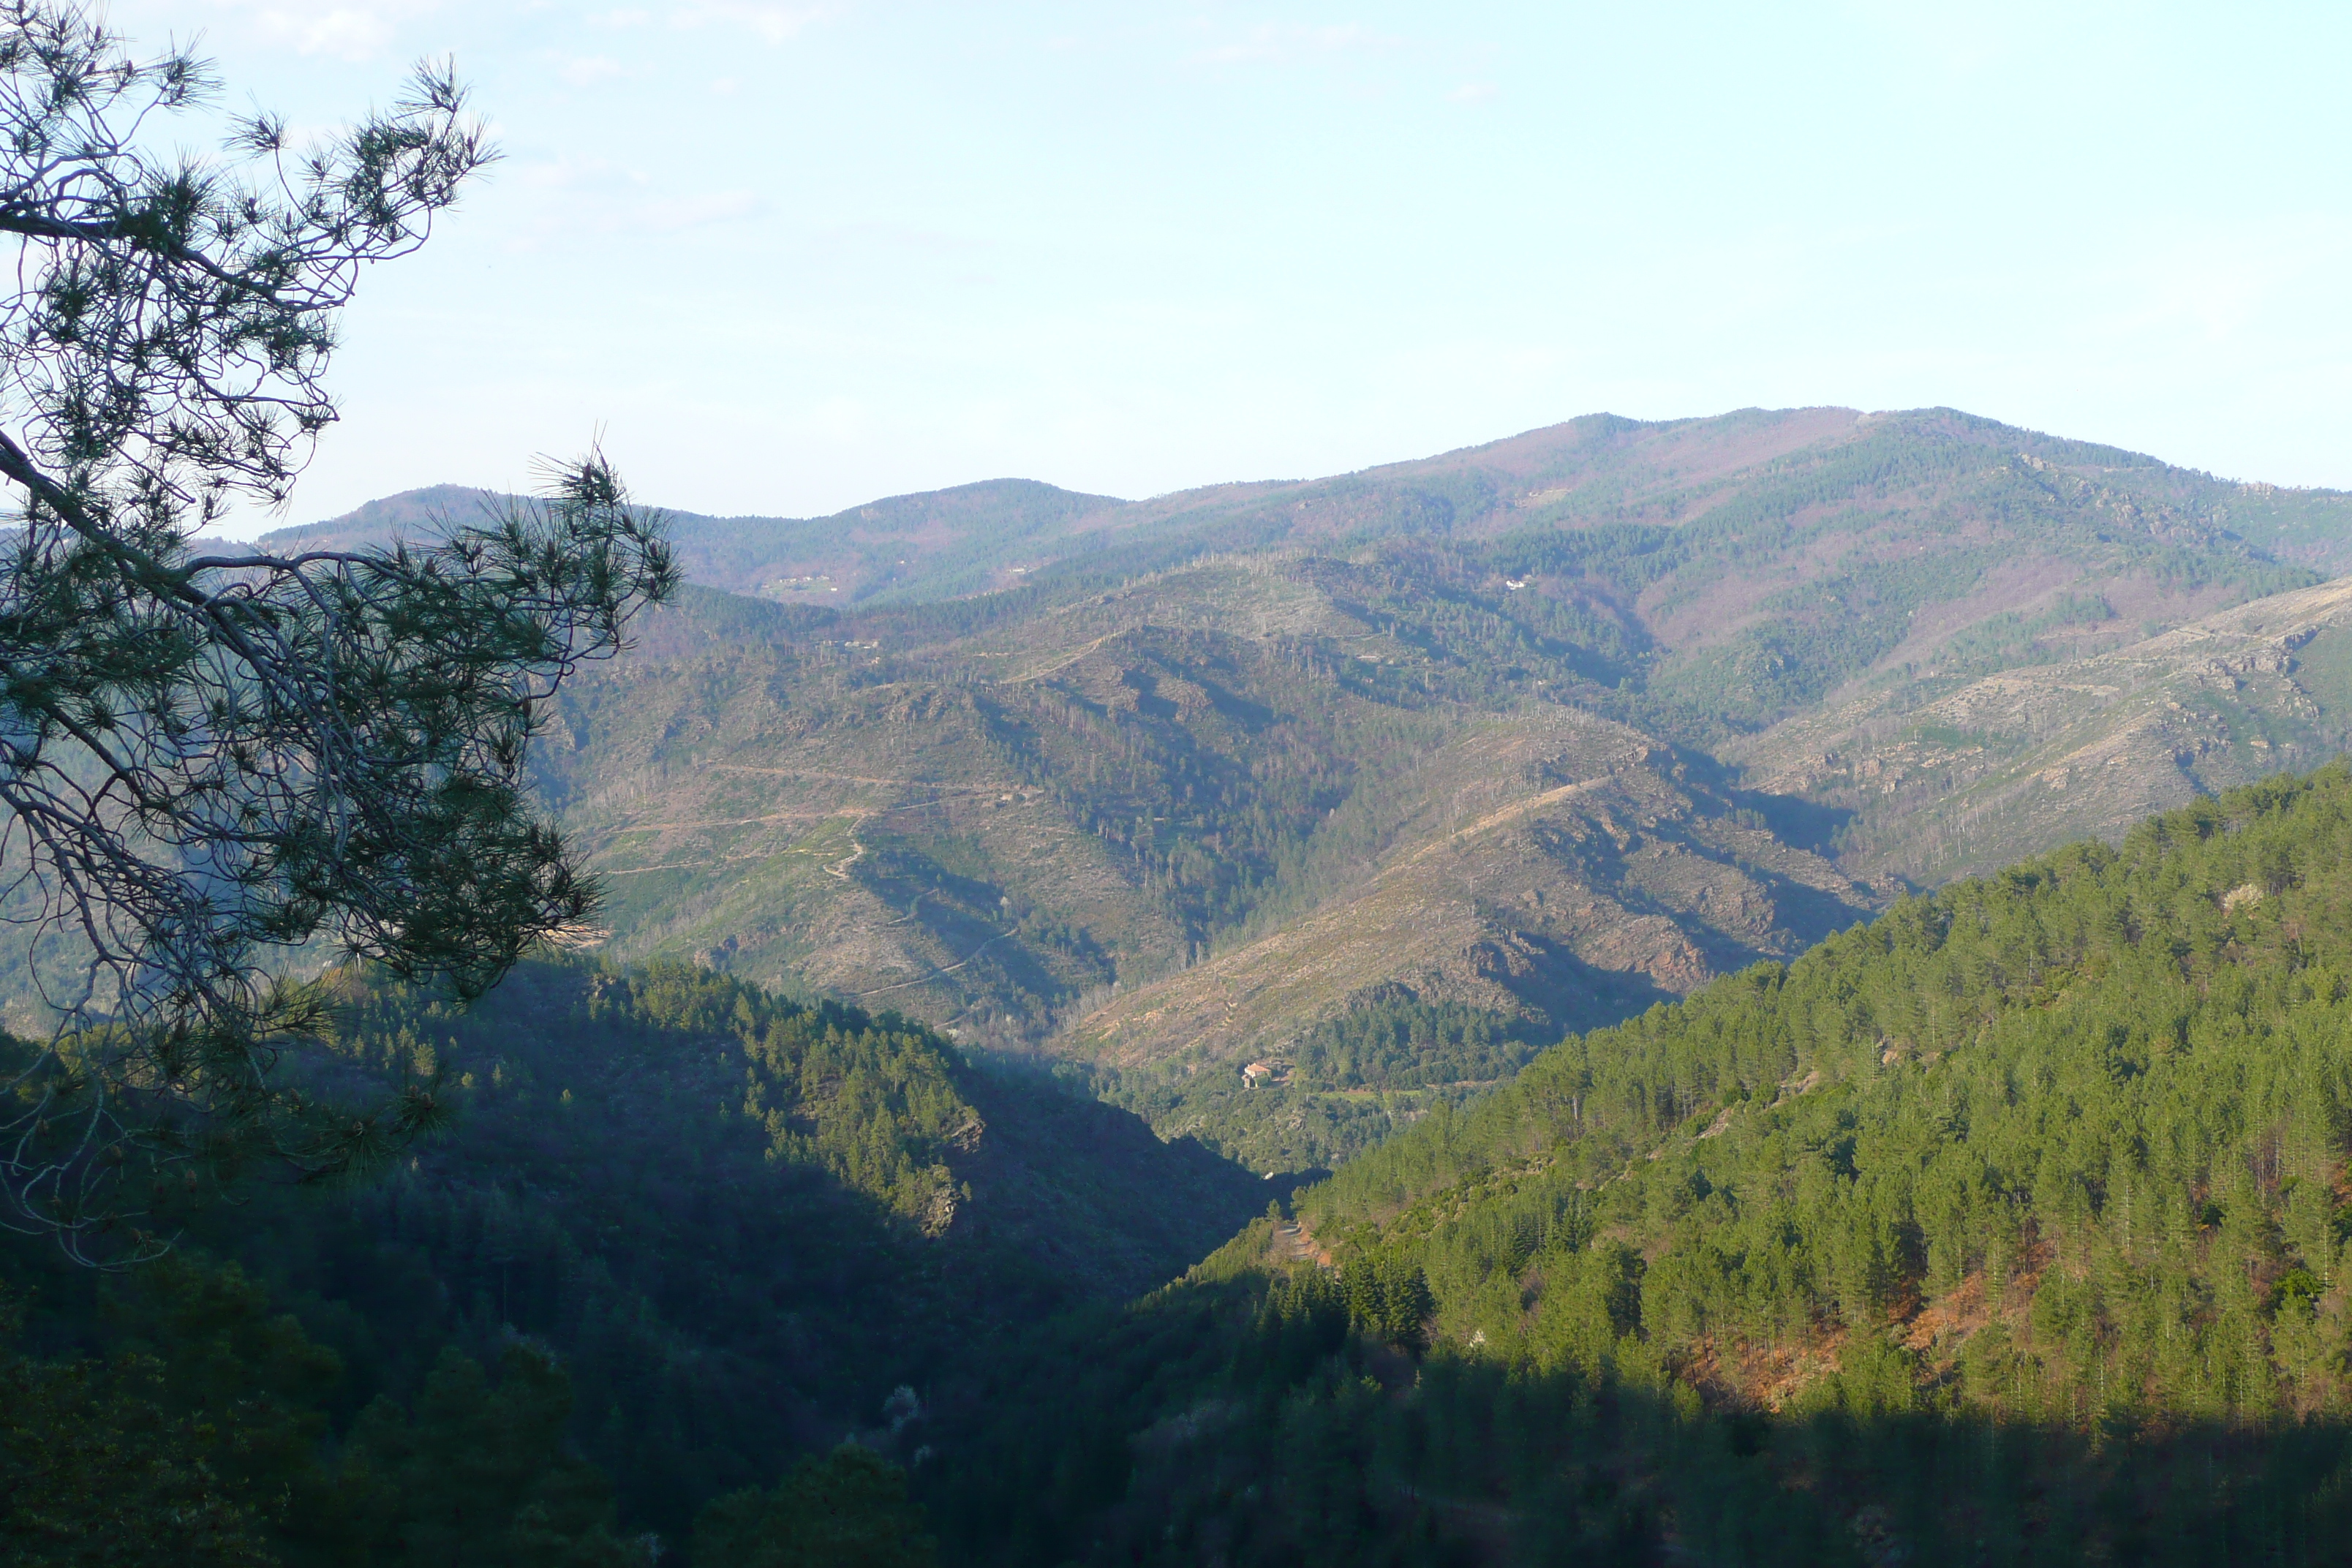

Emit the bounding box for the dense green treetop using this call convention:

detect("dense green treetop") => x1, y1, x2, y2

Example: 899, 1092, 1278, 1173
1, 955, 1259, 1558
920, 764, 2352, 1567
1296, 762, 2352, 1425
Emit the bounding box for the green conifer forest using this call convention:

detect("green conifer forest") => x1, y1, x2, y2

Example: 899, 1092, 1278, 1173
924, 765, 2352, 1565
20, 766, 2352, 1562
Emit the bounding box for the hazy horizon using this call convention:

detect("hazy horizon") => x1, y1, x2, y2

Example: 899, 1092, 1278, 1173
127, 2, 2352, 535
193, 396, 2337, 551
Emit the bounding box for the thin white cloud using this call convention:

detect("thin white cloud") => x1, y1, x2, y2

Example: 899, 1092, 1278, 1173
1184, 22, 1400, 67
641, 189, 763, 230
2096, 221, 2352, 344
507, 157, 766, 242
1447, 81, 1499, 104
516, 154, 637, 195
199, 0, 445, 61
559, 55, 627, 88
668, 1, 832, 45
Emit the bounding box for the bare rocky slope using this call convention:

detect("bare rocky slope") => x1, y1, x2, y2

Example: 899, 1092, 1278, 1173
1737, 574, 2352, 883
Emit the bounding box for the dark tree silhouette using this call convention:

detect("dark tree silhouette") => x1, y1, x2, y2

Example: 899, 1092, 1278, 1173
0, 2, 675, 1259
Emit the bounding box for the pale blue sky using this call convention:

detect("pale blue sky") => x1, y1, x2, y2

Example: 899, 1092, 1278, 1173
113, 1, 2352, 529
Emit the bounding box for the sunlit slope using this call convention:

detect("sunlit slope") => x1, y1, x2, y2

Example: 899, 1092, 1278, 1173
532, 551, 1887, 1056
534, 559, 1440, 1040
1075, 702, 1882, 1074
1738, 573, 2352, 883
1290, 764, 2352, 1424
310, 405, 2340, 1161
520, 404, 2352, 1069
4, 406, 2326, 1066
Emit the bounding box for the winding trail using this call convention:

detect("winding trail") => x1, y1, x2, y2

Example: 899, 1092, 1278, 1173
996, 631, 1120, 685
824, 826, 866, 881
709, 763, 1016, 794
1373, 772, 1613, 885
850, 929, 1019, 998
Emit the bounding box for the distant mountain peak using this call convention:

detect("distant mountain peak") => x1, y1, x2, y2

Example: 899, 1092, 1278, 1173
262, 407, 2346, 609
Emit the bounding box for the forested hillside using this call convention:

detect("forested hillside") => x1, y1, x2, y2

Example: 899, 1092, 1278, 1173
0, 961, 1259, 1560
31, 0, 2352, 1558
25, 431, 2352, 1558
923, 766, 2352, 1565
1302, 763, 2352, 1413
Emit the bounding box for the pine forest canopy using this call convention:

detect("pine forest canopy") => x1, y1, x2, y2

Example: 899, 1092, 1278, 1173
16, 765, 2352, 1564
2, 956, 1263, 1559
930, 765, 2352, 1567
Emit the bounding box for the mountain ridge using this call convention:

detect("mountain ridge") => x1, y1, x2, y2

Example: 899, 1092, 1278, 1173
271, 404, 2352, 609
217, 404, 2352, 1174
